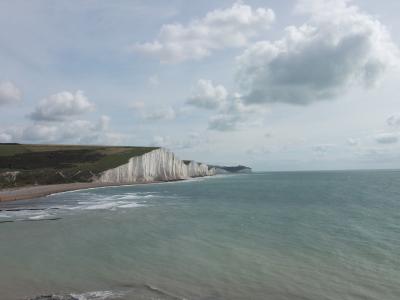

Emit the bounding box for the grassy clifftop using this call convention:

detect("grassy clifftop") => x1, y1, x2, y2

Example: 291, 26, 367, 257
0, 143, 158, 188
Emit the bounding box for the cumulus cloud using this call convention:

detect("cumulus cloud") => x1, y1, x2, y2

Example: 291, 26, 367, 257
30, 90, 95, 121
151, 135, 171, 148
59, 117, 123, 145
58, 117, 113, 143
387, 114, 400, 127
0, 132, 13, 143
353, 147, 400, 164
151, 132, 209, 150
132, 2, 275, 63
148, 75, 160, 87
67, 118, 123, 145
312, 144, 335, 155
21, 124, 59, 142
187, 79, 228, 109
0, 115, 122, 145
143, 106, 176, 121
236, 0, 399, 105
347, 138, 359, 146
96, 115, 111, 131
208, 113, 243, 131
130, 101, 146, 110
185, 80, 264, 131
246, 145, 270, 156
0, 81, 21, 105
375, 132, 398, 144
207, 96, 264, 131
0, 124, 59, 143
130, 102, 181, 122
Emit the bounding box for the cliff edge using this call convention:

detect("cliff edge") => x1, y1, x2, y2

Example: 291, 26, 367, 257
98, 148, 216, 183
0, 143, 251, 188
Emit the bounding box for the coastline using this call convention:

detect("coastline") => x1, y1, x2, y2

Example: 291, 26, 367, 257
0, 182, 141, 202
0, 177, 206, 202
0, 174, 241, 203
0, 146, 250, 203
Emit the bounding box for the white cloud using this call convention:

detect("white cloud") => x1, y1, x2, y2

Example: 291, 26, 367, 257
347, 138, 359, 146
246, 145, 270, 156
130, 101, 146, 110
187, 79, 228, 109
185, 80, 265, 131
387, 114, 400, 127
208, 113, 243, 131
151, 132, 208, 150
375, 132, 398, 144
143, 106, 176, 121
353, 147, 400, 164
0, 81, 21, 105
96, 115, 111, 131
236, 0, 399, 105
22, 124, 59, 142
30, 90, 95, 121
59, 119, 111, 142
58, 116, 122, 145
132, 2, 275, 63
312, 144, 335, 155
0, 132, 13, 143
151, 135, 172, 148
1, 115, 122, 145
148, 75, 160, 87
207, 91, 266, 131
175, 105, 193, 116
0, 124, 59, 144
131, 102, 181, 122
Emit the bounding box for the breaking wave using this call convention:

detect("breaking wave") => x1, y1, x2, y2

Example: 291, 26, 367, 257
30, 290, 122, 300
0, 191, 158, 223
29, 284, 186, 300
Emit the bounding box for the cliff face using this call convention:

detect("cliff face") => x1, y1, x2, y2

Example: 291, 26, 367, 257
97, 148, 216, 184
186, 161, 212, 177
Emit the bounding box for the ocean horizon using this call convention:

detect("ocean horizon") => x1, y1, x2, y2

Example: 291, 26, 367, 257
2, 0, 400, 298
1, 170, 399, 300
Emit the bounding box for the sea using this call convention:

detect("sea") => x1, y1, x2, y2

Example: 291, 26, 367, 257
0, 170, 399, 300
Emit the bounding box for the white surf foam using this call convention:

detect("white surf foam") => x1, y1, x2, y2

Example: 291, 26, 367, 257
70, 290, 123, 300
0, 213, 10, 218
0, 191, 159, 221
28, 212, 53, 220
118, 202, 145, 208
82, 202, 120, 210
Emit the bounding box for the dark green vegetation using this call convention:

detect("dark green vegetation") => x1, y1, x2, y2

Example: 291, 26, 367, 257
0, 143, 158, 188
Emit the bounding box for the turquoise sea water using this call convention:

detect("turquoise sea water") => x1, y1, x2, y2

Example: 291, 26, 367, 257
0, 171, 400, 300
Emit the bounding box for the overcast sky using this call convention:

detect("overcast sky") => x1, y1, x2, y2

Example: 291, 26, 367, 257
1, 0, 400, 171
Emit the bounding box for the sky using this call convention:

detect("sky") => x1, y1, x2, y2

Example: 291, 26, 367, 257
1, 0, 400, 171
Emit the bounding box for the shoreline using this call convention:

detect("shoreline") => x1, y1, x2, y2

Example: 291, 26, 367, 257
0, 177, 211, 202
0, 181, 147, 202
0, 174, 232, 203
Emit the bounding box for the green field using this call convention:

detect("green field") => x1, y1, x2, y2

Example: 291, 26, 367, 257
0, 143, 158, 188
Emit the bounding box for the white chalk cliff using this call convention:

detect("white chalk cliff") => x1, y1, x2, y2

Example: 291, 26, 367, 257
97, 148, 216, 184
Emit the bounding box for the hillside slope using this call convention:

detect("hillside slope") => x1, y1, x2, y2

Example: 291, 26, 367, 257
0, 143, 157, 188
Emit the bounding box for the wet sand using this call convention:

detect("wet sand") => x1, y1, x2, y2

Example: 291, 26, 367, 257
0, 182, 136, 202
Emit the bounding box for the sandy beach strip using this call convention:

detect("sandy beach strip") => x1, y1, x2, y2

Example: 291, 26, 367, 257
0, 182, 133, 202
